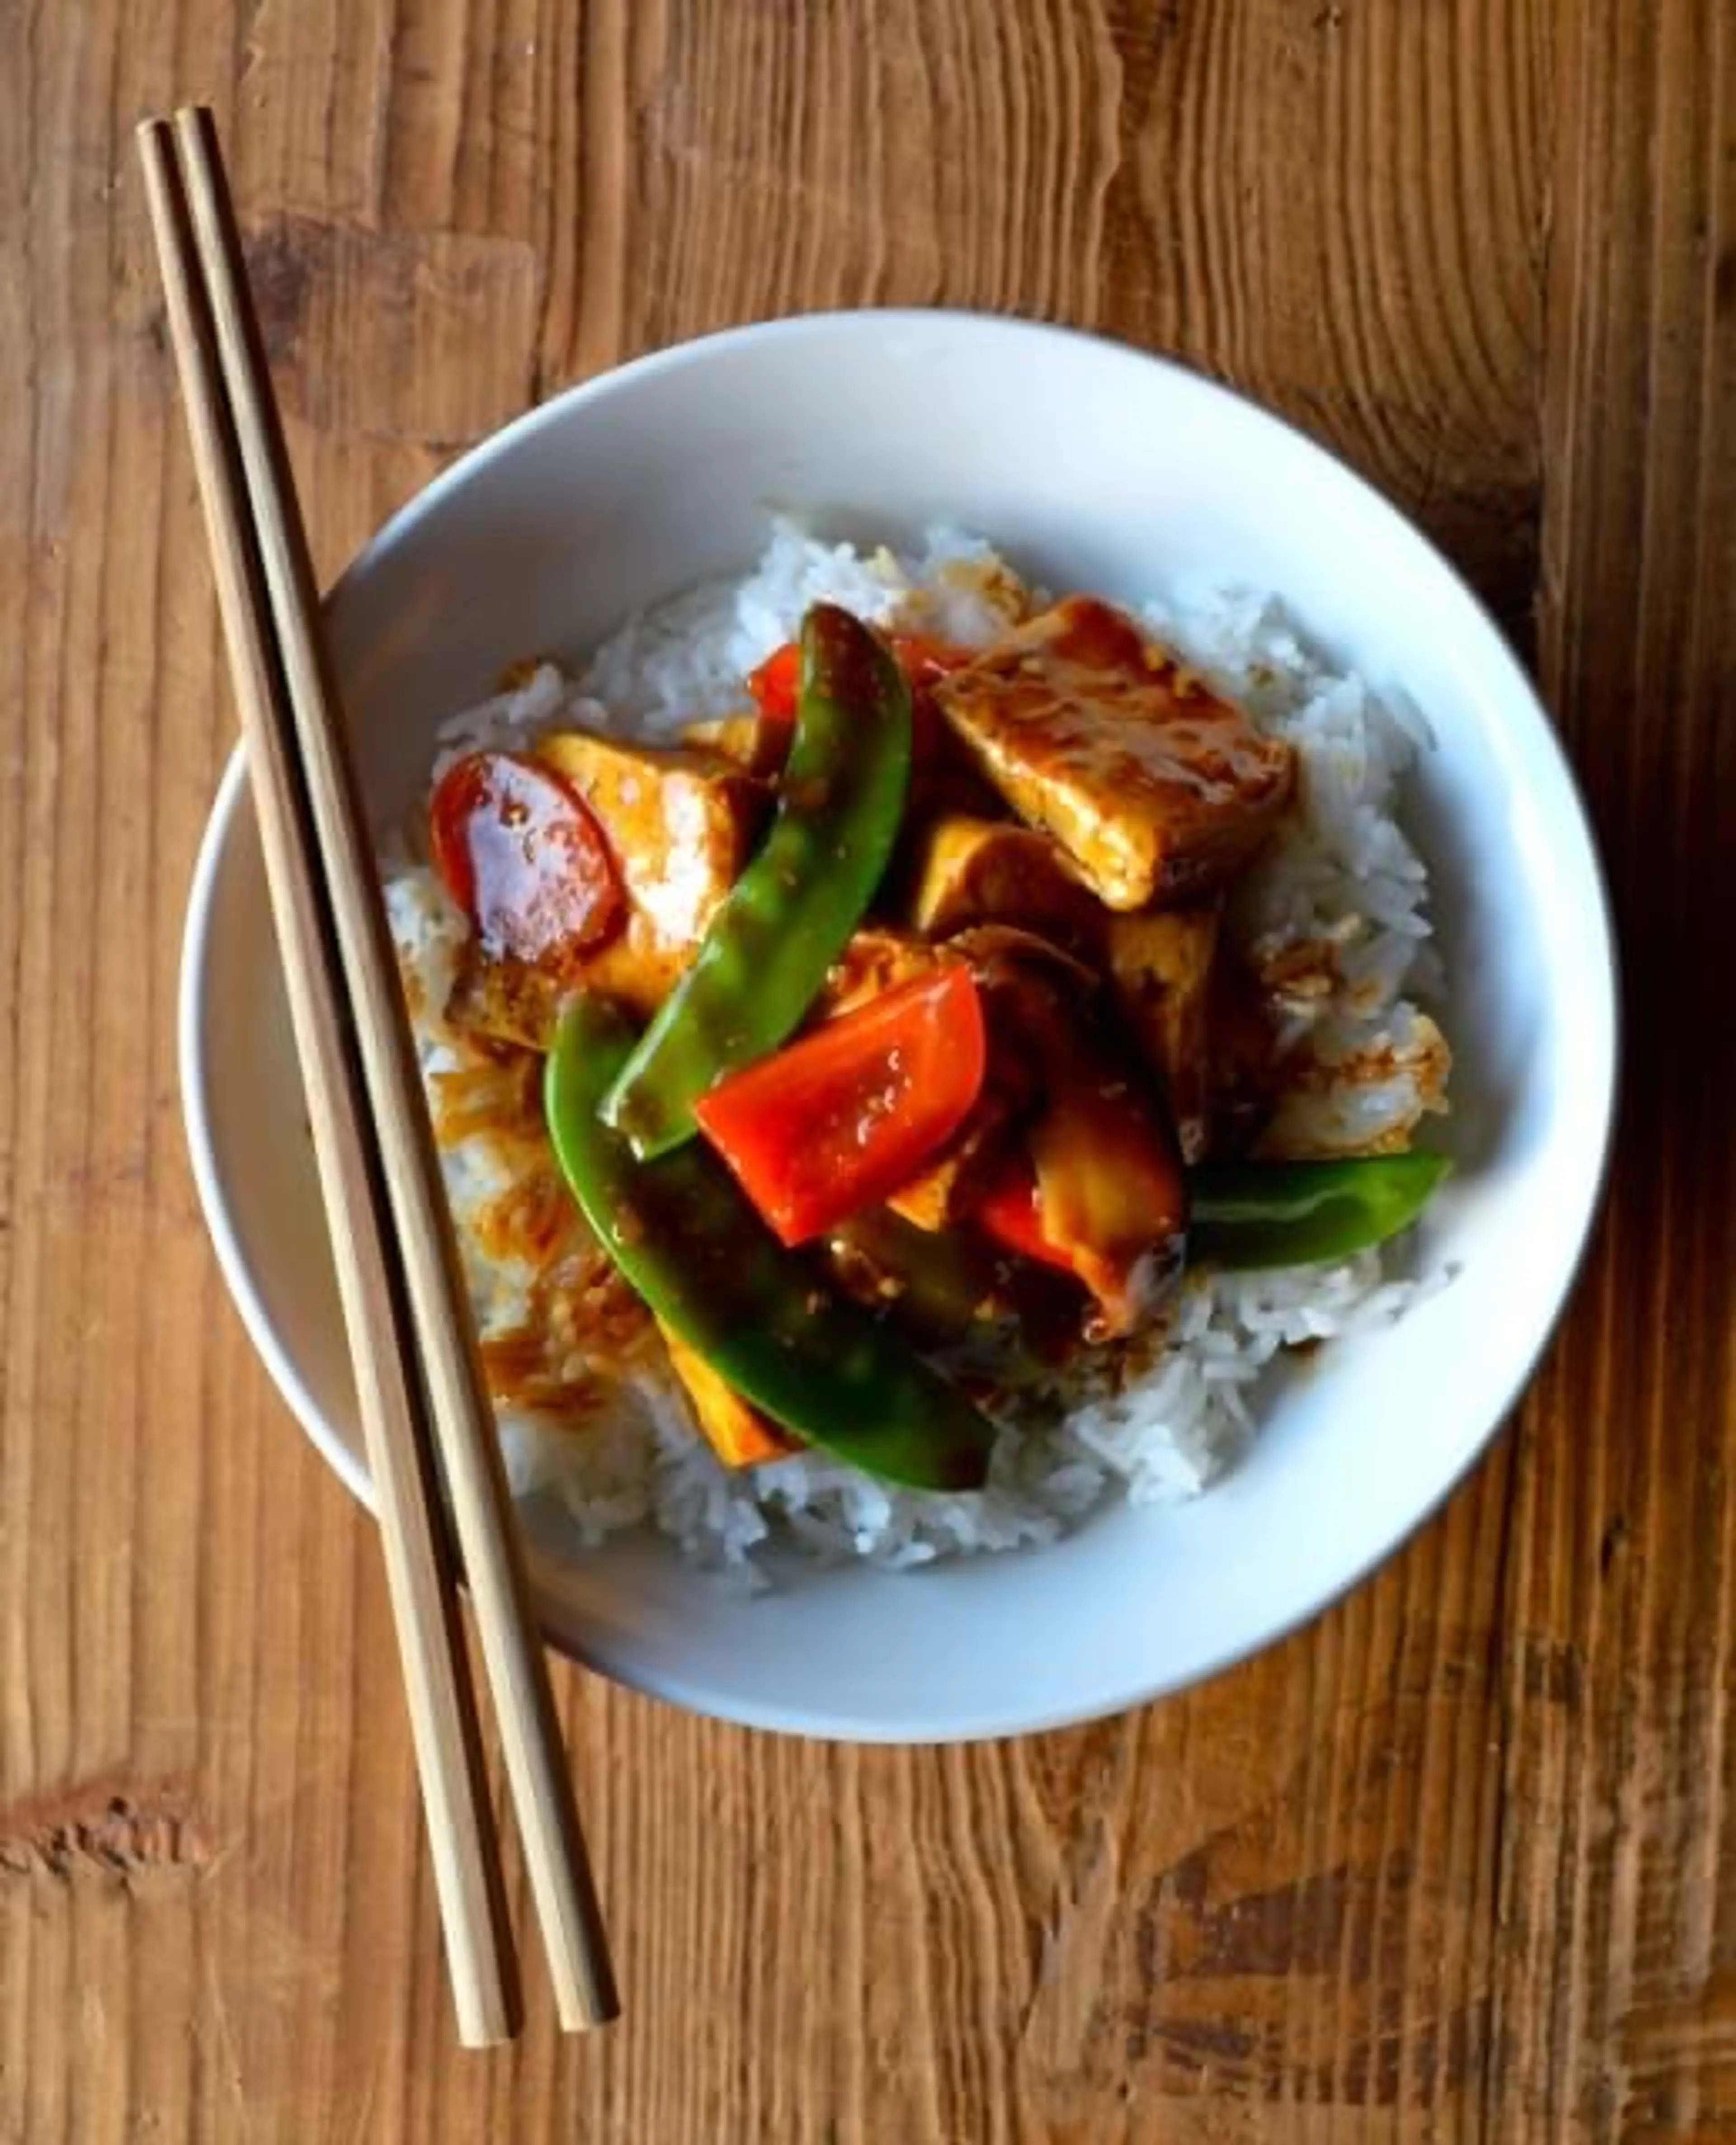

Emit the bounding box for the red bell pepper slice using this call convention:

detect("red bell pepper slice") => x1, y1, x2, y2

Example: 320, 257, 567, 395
693, 964, 987, 1246
430, 749, 625, 969
745, 641, 802, 721
746, 631, 977, 799
976, 1156, 1082, 1280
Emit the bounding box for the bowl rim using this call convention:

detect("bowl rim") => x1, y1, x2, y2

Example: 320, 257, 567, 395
177, 306, 1622, 1739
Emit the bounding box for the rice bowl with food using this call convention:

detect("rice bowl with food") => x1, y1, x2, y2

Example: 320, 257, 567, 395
381, 521, 1455, 1582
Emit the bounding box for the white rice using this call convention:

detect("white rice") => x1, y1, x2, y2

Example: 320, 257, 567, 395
384, 522, 1451, 1580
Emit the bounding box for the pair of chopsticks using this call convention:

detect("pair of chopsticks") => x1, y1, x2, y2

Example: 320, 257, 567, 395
138, 108, 617, 2046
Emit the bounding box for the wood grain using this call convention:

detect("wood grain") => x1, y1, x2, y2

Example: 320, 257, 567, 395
1, 1, 1730, 2140
1502, 4, 1736, 2136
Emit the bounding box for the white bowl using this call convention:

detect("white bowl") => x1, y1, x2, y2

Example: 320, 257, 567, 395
180, 312, 1616, 1742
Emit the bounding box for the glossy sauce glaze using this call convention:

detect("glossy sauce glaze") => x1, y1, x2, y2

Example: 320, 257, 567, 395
933, 595, 1296, 908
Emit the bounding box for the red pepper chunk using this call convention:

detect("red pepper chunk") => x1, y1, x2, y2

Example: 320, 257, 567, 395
747, 633, 977, 806
745, 641, 802, 721
693, 965, 987, 1246
976, 1157, 1081, 1280
430, 749, 625, 970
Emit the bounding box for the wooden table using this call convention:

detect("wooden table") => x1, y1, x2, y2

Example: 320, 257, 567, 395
4, 4, 1731, 2138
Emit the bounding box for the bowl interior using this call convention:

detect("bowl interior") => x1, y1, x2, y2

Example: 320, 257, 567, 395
181, 314, 1615, 1739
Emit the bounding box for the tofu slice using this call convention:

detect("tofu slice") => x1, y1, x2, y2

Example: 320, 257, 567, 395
814, 926, 943, 1020
1103, 906, 1221, 1162
441, 728, 767, 1052
933, 597, 1295, 909
679, 710, 791, 778
883, 1109, 1014, 1232
658, 1322, 797, 1468
444, 942, 566, 1054
532, 728, 767, 1016
901, 813, 1103, 945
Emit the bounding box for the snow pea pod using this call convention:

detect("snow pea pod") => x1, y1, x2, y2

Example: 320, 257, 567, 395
826, 1207, 1048, 1388
547, 994, 997, 1493
1188, 1153, 1452, 1270
601, 602, 913, 1158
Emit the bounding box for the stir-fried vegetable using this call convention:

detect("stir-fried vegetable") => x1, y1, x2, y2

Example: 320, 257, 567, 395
600, 604, 914, 1158
966, 944, 1189, 1341
977, 1107, 1188, 1344
747, 631, 973, 723
976, 1160, 1080, 1279
824, 1206, 1054, 1387
694, 964, 987, 1245
827, 1204, 1000, 1334
1188, 1154, 1452, 1269
1025, 1064, 1188, 1340
744, 640, 802, 723
547, 995, 997, 1491
430, 750, 624, 967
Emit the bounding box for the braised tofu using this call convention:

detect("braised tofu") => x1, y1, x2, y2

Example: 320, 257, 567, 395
658, 1322, 797, 1467
1103, 907, 1221, 1162
932, 596, 1295, 910
815, 926, 943, 1020
531, 728, 767, 1017
884, 1099, 1016, 1231
444, 942, 567, 1053
442, 728, 767, 1051
901, 813, 1102, 945
679, 709, 791, 778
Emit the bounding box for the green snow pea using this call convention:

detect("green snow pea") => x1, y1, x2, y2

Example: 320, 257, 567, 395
600, 602, 913, 1158
547, 994, 996, 1493
1188, 1153, 1452, 1271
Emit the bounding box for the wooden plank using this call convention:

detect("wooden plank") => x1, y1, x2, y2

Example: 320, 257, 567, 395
1094, 0, 1549, 644
1494, 3, 1736, 2137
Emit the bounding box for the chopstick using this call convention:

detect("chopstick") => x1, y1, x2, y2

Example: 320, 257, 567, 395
136, 124, 521, 2048
139, 108, 618, 2043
